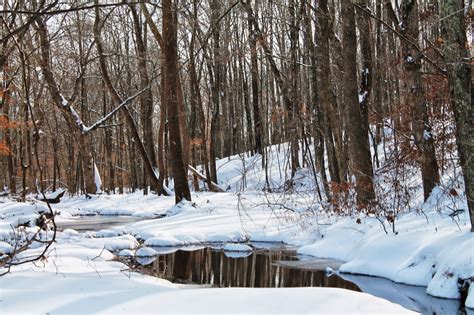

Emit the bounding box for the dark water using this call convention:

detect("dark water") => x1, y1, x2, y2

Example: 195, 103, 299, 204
128, 246, 358, 290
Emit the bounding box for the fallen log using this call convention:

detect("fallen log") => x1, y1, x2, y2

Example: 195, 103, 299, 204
37, 189, 65, 204
188, 165, 225, 192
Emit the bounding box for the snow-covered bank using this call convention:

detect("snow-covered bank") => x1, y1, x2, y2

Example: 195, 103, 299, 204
0, 243, 414, 314
298, 187, 474, 308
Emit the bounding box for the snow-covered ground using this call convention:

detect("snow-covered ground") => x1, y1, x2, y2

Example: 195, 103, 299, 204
1, 142, 473, 313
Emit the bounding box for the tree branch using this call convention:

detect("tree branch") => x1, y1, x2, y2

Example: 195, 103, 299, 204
354, 3, 446, 76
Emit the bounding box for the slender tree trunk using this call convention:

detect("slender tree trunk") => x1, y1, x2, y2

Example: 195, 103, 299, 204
288, 0, 301, 177
1, 59, 16, 193
130, 4, 158, 194
400, 0, 440, 201
248, 3, 262, 155
209, 0, 222, 184
189, 3, 212, 190
316, 0, 340, 186
304, 0, 330, 200
356, 0, 373, 135
102, 86, 115, 194
158, 79, 168, 190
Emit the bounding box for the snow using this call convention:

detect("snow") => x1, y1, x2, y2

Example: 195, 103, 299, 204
359, 91, 368, 104
423, 129, 432, 140
135, 246, 157, 257
144, 235, 185, 247
0, 240, 13, 254
223, 243, 253, 252
297, 183, 473, 306
42, 188, 65, 199
94, 163, 102, 193
61, 94, 68, 106
50, 193, 176, 218
0, 202, 48, 237
79, 234, 139, 252
469, 287, 474, 310
118, 249, 134, 257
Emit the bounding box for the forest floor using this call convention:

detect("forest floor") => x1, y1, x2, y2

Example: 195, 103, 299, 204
1, 145, 473, 314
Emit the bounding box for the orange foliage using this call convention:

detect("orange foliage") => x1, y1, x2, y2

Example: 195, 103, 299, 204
0, 142, 11, 155
0, 115, 30, 129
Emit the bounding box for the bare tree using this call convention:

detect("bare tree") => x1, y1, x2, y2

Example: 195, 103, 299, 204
440, 0, 473, 231
341, 0, 375, 207
162, 0, 191, 203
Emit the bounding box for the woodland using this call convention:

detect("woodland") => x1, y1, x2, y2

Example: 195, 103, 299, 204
0, 0, 473, 313
0, 0, 472, 223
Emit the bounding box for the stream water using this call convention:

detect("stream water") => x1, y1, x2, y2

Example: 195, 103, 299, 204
57, 215, 146, 232
61, 216, 467, 315
127, 245, 356, 289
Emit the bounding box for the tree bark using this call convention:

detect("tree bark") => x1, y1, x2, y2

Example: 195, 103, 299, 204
162, 0, 191, 203
248, 2, 262, 155
400, 0, 440, 201
130, 4, 158, 194
341, 0, 376, 207
316, 0, 340, 186
440, 0, 473, 231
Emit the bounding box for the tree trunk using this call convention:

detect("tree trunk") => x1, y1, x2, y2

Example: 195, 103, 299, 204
400, 0, 440, 201
316, 0, 340, 186
248, 3, 262, 155
341, 0, 375, 208
130, 4, 158, 194
209, 0, 222, 184
162, 0, 191, 203
440, 0, 473, 231
1, 58, 16, 193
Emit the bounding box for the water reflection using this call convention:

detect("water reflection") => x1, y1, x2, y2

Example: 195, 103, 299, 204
340, 274, 470, 315
130, 247, 359, 290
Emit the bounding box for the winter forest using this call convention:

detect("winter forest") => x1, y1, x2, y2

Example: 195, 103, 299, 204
0, 0, 473, 314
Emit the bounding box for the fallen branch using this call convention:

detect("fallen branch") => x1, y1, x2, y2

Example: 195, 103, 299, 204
37, 189, 65, 204
188, 165, 225, 192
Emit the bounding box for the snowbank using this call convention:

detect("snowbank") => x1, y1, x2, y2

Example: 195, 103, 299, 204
299, 200, 474, 307
223, 243, 253, 252
0, 240, 13, 254
135, 246, 157, 257
0, 202, 48, 230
